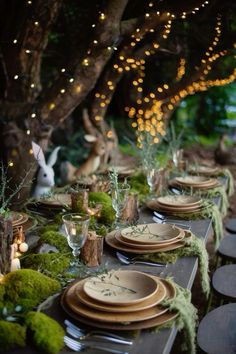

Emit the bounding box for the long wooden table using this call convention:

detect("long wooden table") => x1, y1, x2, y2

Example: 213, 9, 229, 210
9, 200, 216, 354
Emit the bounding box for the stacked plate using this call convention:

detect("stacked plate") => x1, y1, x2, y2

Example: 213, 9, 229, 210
188, 165, 220, 176
28, 193, 71, 216
11, 211, 33, 236
105, 223, 190, 254
61, 270, 178, 330
173, 175, 220, 190
146, 195, 203, 216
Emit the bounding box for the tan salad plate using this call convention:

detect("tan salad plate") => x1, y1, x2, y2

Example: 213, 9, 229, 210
61, 277, 178, 330
121, 223, 182, 244
75, 277, 167, 313
115, 231, 185, 249
105, 231, 184, 254
157, 195, 202, 208
83, 270, 159, 305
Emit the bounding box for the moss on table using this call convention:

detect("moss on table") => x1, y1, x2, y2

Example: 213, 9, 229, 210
24, 311, 64, 354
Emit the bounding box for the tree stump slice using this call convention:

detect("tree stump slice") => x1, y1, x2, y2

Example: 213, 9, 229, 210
120, 193, 139, 225
0, 216, 13, 274
80, 231, 104, 267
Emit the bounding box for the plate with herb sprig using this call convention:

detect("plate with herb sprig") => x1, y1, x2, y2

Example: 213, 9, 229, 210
115, 229, 185, 249
106, 230, 185, 254
157, 195, 202, 208
83, 270, 159, 305
121, 223, 182, 244
61, 276, 178, 329
75, 276, 166, 312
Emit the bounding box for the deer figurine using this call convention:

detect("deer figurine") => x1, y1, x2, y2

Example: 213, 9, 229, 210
60, 134, 106, 183
32, 141, 61, 198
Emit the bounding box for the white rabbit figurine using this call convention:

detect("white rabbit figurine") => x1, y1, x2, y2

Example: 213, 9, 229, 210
32, 141, 60, 198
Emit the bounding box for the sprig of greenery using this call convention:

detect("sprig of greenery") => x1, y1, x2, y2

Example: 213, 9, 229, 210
0, 162, 33, 216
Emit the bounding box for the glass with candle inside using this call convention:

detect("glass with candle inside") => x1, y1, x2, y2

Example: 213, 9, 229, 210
62, 213, 90, 263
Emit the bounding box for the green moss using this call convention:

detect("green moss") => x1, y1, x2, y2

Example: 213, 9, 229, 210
23, 253, 70, 278
89, 216, 107, 236
25, 311, 64, 354
40, 224, 60, 233
40, 231, 70, 253
3, 269, 61, 309
129, 172, 149, 202
0, 320, 26, 352
89, 192, 115, 225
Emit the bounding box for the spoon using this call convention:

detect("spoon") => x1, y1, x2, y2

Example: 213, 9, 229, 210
116, 251, 166, 267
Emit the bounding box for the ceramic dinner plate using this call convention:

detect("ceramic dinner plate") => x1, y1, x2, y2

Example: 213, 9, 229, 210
146, 199, 203, 214
115, 231, 185, 250
175, 176, 213, 185
61, 277, 178, 330
105, 230, 184, 254
10, 211, 24, 224
189, 165, 220, 176
83, 270, 159, 305
121, 223, 182, 244
38, 193, 71, 207
75, 277, 167, 312
157, 195, 202, 208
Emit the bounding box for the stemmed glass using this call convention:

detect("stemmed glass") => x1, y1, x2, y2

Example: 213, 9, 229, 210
145, 167, 163, 198
62, 213, 90, 263
111, 183, 130, 227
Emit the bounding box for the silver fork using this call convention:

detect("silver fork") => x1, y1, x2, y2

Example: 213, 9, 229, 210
66, 325, 133, 345
116, 251, 166, 267
153, 212, 191, 230
64, 336, 129, 354
64, 320, 133, 344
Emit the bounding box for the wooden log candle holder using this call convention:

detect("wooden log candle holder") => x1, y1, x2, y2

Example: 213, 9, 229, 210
71, 189, 89, 213
0, 215, 13, 274
120, 193, 139, 225
80, 231, 104, 267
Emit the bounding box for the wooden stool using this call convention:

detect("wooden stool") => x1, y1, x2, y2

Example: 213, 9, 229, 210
212, 264, 236, 301
197, 303, 236, 354
218, 235, 236, 262
225, 218, 236, 234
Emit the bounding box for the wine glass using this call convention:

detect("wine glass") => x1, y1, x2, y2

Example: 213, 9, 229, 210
62, 213, 90, 261
111, 183, 130, 227
145, 168, 163, 198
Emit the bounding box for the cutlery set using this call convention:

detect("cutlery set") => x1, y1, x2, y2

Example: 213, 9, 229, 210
64, 319, 133, 352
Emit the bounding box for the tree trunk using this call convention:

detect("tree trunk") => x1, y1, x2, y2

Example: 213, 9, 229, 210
0, 216, 13, 275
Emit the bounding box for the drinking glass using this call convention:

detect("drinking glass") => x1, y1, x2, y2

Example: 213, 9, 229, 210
62, 213, 90, 259
111, 183, 130, 227
145, 168, 163, 197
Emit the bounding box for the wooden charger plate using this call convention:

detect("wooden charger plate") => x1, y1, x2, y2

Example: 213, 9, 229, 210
61, 277, 177, 330
115, 230, 185, 250
157, 195, 202, 208
121, 223, 182, 245
76, 278, 167, 313
105, 230, 185, 254
83, 270, 159, 305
